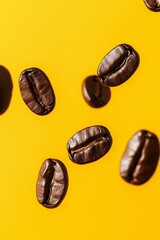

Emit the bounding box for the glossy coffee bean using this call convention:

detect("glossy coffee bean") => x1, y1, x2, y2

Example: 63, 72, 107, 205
120, 130, 159, 185
36, 159, 68, 208
144, 0, 160, 11
97, 44, 140, 87
67, 125, 112, 164
82, 75, 111, 108
19, 67, 55, 115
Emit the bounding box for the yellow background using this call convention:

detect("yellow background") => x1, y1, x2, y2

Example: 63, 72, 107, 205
0, 0, 160, 239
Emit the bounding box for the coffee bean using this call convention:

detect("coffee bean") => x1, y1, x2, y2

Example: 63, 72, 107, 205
144, 0, 160, 11
19, 67, 55, 115
97, 44, 140, 87
82, 75, 111, 108
0, 66, 13, 114
120, 130, 159, 185
36, 159, 68, 208
67, 125, 112, 164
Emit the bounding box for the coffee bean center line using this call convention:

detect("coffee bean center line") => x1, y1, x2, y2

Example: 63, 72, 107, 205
46, 178, 56, 205
46, 171, 66, 206
28, 72, 46, 109
127, 138, 147, 182
70, 136, 107, 158
101, 51, 131, 81
42, 174, 55, 205
108, 49, 131, 76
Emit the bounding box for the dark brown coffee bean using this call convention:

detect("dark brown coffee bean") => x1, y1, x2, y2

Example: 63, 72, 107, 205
120, 130, 159, 185
36, 159, 68, 208
67, 125, 112, 164
144, 0, 160, 11
19, 67, 55, 115
0, 66, 13, 114
82, 75, 111, 108
97, 44, 140, 87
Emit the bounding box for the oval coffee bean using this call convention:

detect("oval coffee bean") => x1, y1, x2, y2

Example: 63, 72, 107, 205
19, 67, 55, 115
97, 44, 140, 87
144, 0, 160, 11
67, 125, 112, 164
0, 66, 13, 114
120, 130, 160, 185
36, 159, 68, 208
82, 75, 111, 108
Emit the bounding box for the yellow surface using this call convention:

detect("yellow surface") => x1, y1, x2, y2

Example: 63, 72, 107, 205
0, 0, 160, 239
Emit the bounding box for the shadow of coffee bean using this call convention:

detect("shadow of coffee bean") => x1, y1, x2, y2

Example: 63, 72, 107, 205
0, 66, 13, 114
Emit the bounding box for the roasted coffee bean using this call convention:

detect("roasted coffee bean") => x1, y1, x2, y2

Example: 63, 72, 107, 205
67, 125, 112, 164
97, 44, 140, 87
19, 67, 55, 115
120, 130, 159, 185
144, 0, 160, 11
0, 66, 13, 114
36, 159, 68, 208
82, 75, 111, 108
